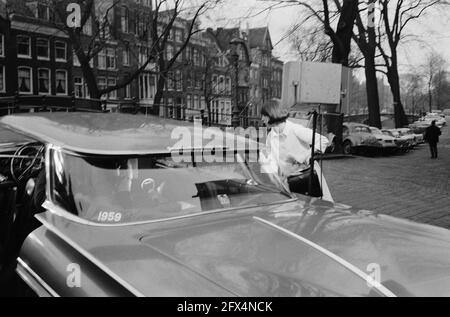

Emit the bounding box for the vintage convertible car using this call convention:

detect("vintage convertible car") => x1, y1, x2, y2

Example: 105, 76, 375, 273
1, 113, 450, 297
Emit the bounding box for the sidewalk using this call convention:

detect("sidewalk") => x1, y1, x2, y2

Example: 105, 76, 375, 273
322, 126, 450, 229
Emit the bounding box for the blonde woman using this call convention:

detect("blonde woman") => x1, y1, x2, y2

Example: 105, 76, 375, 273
261, 99, 329, 197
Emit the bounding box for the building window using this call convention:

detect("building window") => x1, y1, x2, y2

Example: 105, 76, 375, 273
106, 48, 116, 70
37, 4, 50, 20
38, 68, 51, 94
108, 78, 117, 99
121, 7, 129, 33
225, 77, 231, 94
0, 65, 5, 92
55, 41, 67, 61
124, 84, 131, 99
0, 34, 4, 57
166, 44, 174, 61
36, 38, 50, 60
83, 17, 93, 36
175, 29, 183, 43
98, 77, 107, 99
98, 49, 106, 69
123, 47, 130, 66
212, 75, 218, 93
193, 95, 199, 110
18, 67, 32, 94
139, 73, 156, 100
218, 76, 225, 93
167, 71, 174, 90
73, 50, 81, 66
55, 70, 68, 95
186, 94, 192, 109
175, 70, 182, 91
201, 97, 206, 110
17, 36, 31, 58
74, 77, 84, 98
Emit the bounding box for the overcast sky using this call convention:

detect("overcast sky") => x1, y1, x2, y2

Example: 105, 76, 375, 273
205, 0, 450, 74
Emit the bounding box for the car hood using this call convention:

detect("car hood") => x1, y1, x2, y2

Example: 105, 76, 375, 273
36, 199, 450, 297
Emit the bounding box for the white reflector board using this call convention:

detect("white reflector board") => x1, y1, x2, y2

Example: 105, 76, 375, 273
282, 61, 342, 106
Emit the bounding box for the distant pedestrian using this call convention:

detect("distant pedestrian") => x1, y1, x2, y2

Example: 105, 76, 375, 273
424, 121, 442, 159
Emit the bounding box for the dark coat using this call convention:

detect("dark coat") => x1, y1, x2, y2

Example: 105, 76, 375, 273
424, 125, 442, 144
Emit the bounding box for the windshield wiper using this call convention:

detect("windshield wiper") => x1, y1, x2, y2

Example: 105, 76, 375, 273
224, 179, 292, 201
236, 157, 292, 199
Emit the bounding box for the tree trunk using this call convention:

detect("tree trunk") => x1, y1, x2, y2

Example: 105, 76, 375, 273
365, 57, 382, 128
331, 0, 358, 66
364, 5, 381, 129
153, 74, 166, 116
428, 85, 433, 113
82, 62, 101, 100
153, 57, 167, 116
72, 38, 102, 109
387, 66, 409, 128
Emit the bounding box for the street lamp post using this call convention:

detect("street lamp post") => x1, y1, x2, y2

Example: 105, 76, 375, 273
231, 50, 240, 128
229, 38, 251, 129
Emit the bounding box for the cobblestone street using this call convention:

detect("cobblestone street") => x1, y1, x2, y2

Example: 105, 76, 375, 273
323, 123, 450, 229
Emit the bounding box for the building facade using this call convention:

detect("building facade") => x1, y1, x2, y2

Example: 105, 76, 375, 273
0, 0, 283, 127
1, 1, 73, 99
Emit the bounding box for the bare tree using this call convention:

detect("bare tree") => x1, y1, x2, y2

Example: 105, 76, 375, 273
288, 25, 333, 62
376, 0, 449, 127
423, 51, 447, 112
344, 0, 383, 128
151, 1, 221, 115
401, 71, 425, 115
47, 0, 217, 110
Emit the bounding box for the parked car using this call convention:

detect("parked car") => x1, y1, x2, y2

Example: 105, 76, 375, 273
419, 114, 446, 128
397, 128, 424, 145
2, 113, 450, 297
342, 123, 381, 155
409, 121, 430, 135
368, 127, 398, 154
382, 129, 415, 152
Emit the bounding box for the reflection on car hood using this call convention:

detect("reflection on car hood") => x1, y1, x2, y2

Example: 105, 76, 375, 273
37, 199, 450, 297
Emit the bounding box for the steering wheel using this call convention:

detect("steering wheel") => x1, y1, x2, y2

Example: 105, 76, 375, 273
10, 142, 45, 183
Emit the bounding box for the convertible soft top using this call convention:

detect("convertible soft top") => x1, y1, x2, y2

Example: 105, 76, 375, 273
0, 113, 257, 155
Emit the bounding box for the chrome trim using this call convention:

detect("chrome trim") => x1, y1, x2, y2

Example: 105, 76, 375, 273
45, 144, 52, 206
35, 214, 145, 297
42, 198, 298, 228
253, 217, 397, 298
16, 258, 60, 297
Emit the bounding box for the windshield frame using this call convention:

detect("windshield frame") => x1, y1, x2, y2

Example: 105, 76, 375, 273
44, 144, 296, 227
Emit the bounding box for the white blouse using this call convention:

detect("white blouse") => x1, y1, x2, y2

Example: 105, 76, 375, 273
265, 120, 330, 178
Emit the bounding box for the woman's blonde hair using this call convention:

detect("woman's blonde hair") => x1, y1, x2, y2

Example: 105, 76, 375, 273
261, 99, 289, 125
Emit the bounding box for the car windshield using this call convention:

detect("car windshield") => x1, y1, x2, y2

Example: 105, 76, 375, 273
49, 149, 292, 224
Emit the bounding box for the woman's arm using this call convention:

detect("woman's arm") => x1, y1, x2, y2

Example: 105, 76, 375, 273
293, 124, 330, 153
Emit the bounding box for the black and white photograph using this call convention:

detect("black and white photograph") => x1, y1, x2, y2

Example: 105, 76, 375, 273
0, 0, 449, 299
